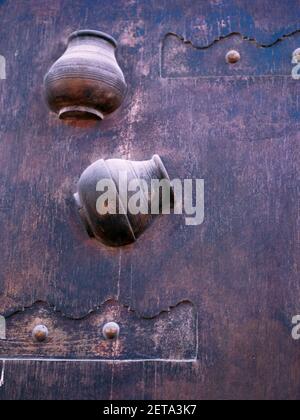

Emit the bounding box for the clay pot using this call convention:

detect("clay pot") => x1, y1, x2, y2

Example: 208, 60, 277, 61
74, 155, 174, 247
44, 30, 127, 120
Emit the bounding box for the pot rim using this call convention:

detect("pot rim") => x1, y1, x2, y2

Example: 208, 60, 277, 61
69, 30, 118, 48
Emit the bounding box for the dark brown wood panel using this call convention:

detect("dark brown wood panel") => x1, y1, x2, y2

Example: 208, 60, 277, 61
0, 0, 300, 400
0, 360, 199, 401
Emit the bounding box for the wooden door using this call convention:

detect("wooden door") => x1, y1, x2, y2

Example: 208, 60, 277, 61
0, 0, 300, 400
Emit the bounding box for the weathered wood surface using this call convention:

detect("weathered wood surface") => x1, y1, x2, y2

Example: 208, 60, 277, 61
0, 301, 197, 360
163, 32, 300, 78
0, 0, 300, 400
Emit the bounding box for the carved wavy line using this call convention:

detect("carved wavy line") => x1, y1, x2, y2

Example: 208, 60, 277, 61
2, 298, 195, 322
164, 29, 300, 49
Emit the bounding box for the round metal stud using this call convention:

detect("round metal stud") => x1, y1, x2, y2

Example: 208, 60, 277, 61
226, 50, 241, 64
32, 325, 49, 342
103, 322, 120, 340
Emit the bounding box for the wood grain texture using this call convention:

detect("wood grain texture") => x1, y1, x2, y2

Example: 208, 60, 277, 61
162, 32, 300, 78
0, 0, 300, 400
0, 301, 197, 360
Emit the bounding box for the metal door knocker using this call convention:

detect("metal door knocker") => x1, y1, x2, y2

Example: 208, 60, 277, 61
74, 155, 174, 247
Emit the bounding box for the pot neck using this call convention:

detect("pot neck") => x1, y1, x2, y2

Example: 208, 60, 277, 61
68, 30, 117, 49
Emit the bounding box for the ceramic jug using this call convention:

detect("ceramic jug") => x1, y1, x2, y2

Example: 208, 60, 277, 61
44, 30, 127, 120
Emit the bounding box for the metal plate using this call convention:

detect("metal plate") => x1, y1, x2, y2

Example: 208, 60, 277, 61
0, 301, 197, 361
